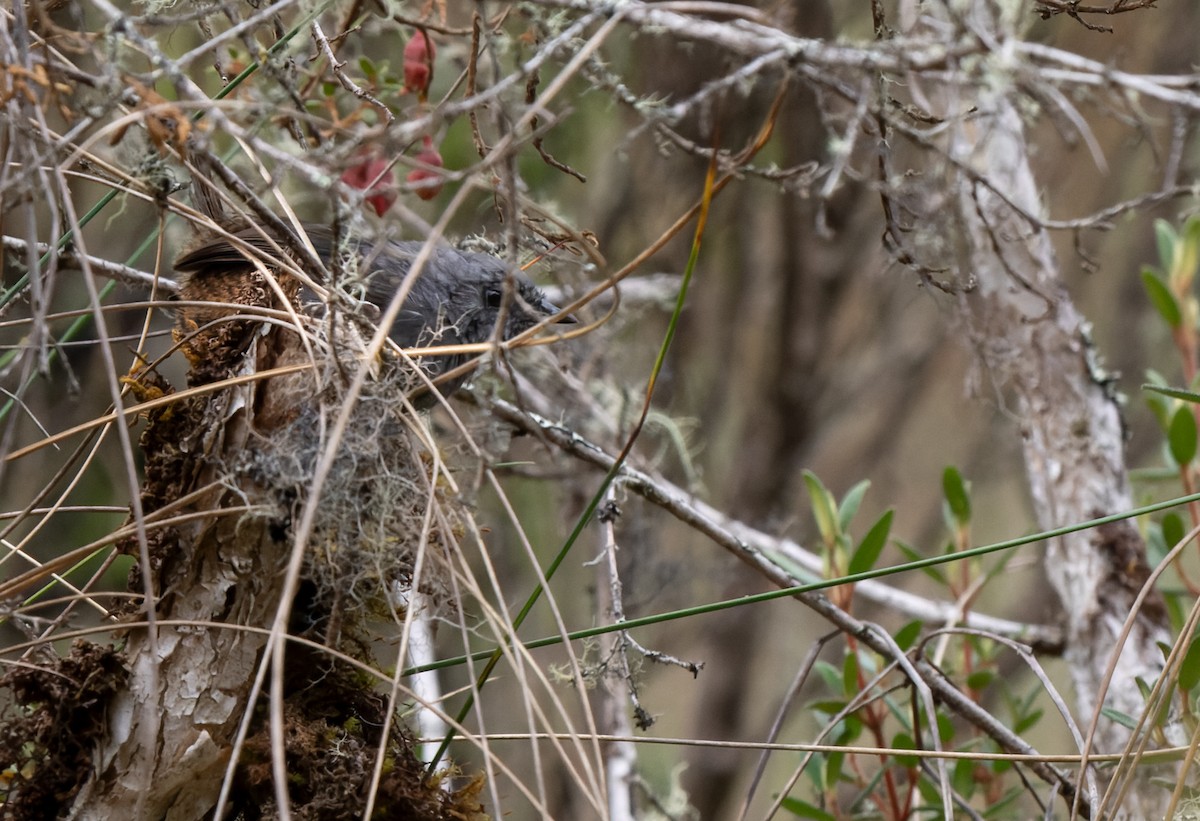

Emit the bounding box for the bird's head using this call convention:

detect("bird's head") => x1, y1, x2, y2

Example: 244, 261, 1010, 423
445, 253, 573, 346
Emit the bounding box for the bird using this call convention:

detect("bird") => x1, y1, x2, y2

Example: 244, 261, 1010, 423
174, 223, 573, 401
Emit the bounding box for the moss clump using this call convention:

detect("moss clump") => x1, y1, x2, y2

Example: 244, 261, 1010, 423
0, 642, 128, 820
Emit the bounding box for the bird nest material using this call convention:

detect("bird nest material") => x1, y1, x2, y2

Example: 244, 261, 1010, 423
227, 363, 463, 640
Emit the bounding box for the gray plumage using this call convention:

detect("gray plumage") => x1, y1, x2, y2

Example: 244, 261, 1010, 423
175, 223, 570, 400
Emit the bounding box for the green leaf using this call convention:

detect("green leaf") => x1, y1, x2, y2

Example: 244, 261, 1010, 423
804, 471, 839, 547
1178, 214, 1200, 281
942, 467, 971, 526
966, 669, 995, 690
1131, 672, 1175, 729
809, 700, 849, 715
1142, 268, 1182, 328
1013, 707, 1043, 735
778, 797, 836, 821
1179, 633, 1200, 692
935, 712, 955, 743
814, 661, 842, 693
952, 757, 976, 799
894, 620, 923, 651
1163, 512, 1186, 551
359, 57, 376, 78
1156, 218, 1178, 271
1101, 706, 1138, 730
837, 480, 870, 532
842, 651, 859, 696
1168, 593, 1187, 634
835, 713, 863, 745
1144, 384, 1200, 405
848, 510, 893, 576
1169, 406, 1197, 466
890, 732, 918, 768
1183, 214, 1200, 245
1134, 676, 1153, 701
916, 777, 940, 804
803, 752, 825, 791
824, 750, 845, 789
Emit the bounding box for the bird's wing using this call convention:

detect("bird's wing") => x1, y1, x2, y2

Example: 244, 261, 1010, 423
176, 227, 287, 273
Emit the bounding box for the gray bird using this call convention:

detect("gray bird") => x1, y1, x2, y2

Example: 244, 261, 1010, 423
175, 223, 573, 401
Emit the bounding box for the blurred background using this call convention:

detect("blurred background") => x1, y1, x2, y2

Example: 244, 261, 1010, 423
2, 0, 1198, 817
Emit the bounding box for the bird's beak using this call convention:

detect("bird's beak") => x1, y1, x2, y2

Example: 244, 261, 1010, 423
540, 296, 577, 324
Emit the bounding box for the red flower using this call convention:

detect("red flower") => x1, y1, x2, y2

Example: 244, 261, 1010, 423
403, 31, 435, 100
406, 136, 444, 201
341, 153, 396, 216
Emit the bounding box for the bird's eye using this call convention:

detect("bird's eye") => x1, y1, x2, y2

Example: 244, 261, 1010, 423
483, 286, 503, 309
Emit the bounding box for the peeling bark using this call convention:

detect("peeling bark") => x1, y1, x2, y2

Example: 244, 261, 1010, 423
72, 273, 300, 818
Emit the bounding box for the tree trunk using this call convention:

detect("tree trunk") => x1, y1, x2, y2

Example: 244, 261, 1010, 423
925, 5, 1173, 816
69, 258, 468, 819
